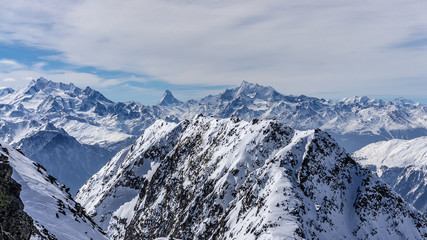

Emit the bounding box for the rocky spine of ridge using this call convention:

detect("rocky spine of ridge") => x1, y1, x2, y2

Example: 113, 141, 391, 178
76, 116, 427, 240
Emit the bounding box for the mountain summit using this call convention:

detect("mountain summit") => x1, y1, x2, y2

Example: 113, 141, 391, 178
158, 90, 182, 106
76, 116, 427, 239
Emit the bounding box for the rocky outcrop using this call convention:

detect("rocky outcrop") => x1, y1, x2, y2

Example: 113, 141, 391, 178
0, 158, 36, 240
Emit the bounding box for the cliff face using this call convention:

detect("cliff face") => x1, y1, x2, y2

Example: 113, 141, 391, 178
0, 158, 36, 240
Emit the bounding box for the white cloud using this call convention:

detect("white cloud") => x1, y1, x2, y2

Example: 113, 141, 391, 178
3, 77, 16, 82
0, 59, 24, 71
1, 0, 427, 99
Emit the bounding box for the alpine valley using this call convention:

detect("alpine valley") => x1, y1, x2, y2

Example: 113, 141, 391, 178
1, 77, 427, 239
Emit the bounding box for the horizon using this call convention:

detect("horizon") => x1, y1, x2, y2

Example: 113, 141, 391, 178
2, 76, 424, 106
2, 1, 427, 105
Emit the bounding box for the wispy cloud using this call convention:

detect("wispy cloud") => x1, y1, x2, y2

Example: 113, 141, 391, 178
1, 0, 427, 101
0, 59, 24, 71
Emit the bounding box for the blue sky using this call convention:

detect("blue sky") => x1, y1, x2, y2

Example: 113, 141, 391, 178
1, 0, 427, 104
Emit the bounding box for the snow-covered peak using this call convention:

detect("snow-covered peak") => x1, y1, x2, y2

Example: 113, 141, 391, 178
353, 136, 427, 213
394, 97, 416, 105
0, 87, 14, 97
233, 80, 279, 100
41, 122, 56, 130
22, 77, 50, 95
158, 90, 182, 106
354, 136, 427, 169
77, 116, 427, 239
82, 86, 113, 103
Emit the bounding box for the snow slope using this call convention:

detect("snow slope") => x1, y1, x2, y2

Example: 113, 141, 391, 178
0, 141, 106, 240
76, 116, 427, 239
354, 136, 427, 212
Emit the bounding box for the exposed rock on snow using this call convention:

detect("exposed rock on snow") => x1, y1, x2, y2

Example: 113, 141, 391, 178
0, 141, 106, 240
77, 116, 427, 239
3, 77, 427, 193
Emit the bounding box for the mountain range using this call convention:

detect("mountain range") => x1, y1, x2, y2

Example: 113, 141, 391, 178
2, 77, 427, 194
1, 77, 427, 239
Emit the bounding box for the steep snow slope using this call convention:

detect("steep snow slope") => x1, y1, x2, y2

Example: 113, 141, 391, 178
76, 116, 427, 239
353, 137, 427, 212
0, 141, 106, 240
75, 120, 182, 231
0, 162, 36, 239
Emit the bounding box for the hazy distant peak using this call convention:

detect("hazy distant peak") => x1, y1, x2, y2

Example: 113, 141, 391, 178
0, 87, 14, 97
158, 89, 182, 106
394, 97, 415, 105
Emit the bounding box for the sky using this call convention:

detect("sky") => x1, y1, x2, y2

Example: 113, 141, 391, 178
1, 0, 427, 104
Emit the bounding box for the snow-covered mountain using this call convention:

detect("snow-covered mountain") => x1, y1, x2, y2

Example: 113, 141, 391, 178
0, 77, 137, 148
158, 90, 183, 106
4, 77, 427, 194
76, 116, 427, 239
0, 77, 155, 193
353, 137, 427, 213
0, 140, 106, 239
161, 81, 427, 152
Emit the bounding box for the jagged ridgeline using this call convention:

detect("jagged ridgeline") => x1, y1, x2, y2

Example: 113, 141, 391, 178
2, 77, 427, 195
76, 116, 427, 240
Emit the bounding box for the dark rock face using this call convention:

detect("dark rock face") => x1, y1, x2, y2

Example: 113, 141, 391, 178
0, 161, 36, 240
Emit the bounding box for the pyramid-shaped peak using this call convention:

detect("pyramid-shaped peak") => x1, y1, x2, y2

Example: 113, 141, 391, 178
158, 90, 182, 106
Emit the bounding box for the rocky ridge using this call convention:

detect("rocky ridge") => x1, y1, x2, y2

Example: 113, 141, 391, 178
76, 116, 427, 239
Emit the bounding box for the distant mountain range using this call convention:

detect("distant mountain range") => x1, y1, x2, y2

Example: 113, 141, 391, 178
2, 77, 427, 193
